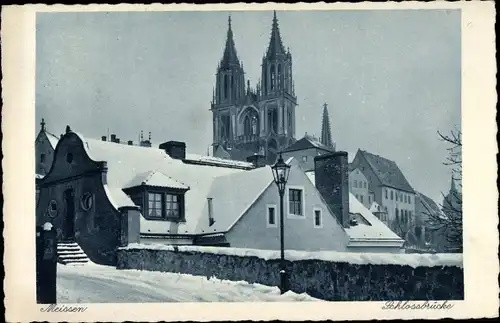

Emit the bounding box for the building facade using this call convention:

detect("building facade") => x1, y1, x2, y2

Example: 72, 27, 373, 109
211, 12, 298, 164
349, 149, 416, 239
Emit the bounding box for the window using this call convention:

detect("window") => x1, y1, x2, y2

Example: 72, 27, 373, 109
47, 200, 58, 218
364, 182, 367, 189
66, 152, 73, 164
385, 189, 388, 199
368, 196, 372, 204
302, 156, 308, 163
165, 193, 181, 220
80, 192, 93, 211
148, 193, 163, 218
288, 188, 303, 216
354, 180, 357, 188
267, 205, 277, 227
40, 153, 46, 163
314, 209, 322, 228
360, 195, 364, 203
408, 195, 412, 204
395, 208, 399, 220
390, 190, 394, 200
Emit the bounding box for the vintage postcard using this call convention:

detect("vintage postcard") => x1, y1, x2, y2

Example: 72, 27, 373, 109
2, 2, 498, 322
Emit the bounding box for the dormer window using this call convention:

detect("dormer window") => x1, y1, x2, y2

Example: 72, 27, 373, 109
123, 170, 189, 223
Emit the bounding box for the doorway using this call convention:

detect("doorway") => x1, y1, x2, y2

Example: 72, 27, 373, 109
63, 189, 75, 241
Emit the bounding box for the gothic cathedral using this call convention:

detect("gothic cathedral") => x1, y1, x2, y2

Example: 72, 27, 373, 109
211, 12, 298, 164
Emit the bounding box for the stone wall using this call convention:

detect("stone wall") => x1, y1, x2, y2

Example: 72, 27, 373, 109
117, 245, 464, 301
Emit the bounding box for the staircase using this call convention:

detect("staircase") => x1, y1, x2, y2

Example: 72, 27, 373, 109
57, 241, 90, 265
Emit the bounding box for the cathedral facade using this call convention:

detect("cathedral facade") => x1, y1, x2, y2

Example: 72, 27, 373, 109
211, 12, 298, 165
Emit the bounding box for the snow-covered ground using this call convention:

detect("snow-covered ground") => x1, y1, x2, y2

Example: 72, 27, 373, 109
57, 264, 319, 303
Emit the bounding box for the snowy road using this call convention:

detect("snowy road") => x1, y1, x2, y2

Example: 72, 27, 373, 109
57, 264, 318, 303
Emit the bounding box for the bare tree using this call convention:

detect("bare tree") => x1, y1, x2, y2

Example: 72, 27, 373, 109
423, 128, 463, 253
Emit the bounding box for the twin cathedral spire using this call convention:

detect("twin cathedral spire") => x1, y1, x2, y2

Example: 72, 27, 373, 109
211, 11, 299, 164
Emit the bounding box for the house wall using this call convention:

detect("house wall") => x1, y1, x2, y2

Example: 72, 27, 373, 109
351, 152, 383, 206
282, 147, 322, 171
35, 132, 56, 176
225, 164, 350, 251
36, 133, 123, 265
349, 168, 371, 208
380, 187, 416, 225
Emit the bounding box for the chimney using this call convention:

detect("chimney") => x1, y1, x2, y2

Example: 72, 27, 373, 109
246, 153, 265, 168
159, 141, 186, 160
127, 140, 133, 146
110, 134, 117, 143
101, 136, 107, 141
207, 197, 215, 226
314, 151, 350, 228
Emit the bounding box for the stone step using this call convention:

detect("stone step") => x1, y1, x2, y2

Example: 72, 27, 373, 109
58, 253, 88, 259
56, 242, 90, 265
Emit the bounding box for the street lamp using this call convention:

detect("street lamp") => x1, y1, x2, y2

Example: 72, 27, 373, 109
271, 152, 291, 294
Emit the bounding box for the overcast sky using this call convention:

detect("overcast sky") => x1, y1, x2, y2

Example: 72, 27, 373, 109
36, 9, 461, 203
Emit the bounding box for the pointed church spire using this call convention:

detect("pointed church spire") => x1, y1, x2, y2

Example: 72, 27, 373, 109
266, 10, 286, 59
220, 15, 240, 69
320, 103, 333, 148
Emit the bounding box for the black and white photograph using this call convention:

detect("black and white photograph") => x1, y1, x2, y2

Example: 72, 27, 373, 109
2, 2, 498, 322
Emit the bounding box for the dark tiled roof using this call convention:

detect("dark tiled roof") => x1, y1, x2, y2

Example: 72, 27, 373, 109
417, 191, 441, 216
283, 135, 334, 153
359, 150, 414, 193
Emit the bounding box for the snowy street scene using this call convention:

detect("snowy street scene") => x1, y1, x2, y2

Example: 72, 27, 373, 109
57, 263, 318, 303
34, 7, 465, 306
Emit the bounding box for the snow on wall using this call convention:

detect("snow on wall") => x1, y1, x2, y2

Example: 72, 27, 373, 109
117, 245, 464, 301
121, 243, 463, 268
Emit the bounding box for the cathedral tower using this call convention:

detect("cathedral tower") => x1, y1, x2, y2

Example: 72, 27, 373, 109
211, 12, 297, 164
259, 10, 297, 158
212, 16, 246, 147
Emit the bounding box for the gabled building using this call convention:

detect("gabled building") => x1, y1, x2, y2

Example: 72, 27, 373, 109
413, 191, 445, 253
35, 118, 60, 177
281, 133, 334, 171
349, 149, 416, 237
37, 128, 404, 266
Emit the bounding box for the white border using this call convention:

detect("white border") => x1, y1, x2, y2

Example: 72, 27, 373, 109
2, 2, 498, 321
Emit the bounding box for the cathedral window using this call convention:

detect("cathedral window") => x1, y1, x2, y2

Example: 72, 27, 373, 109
270, 65, 276, 90
277, 64, 282, 90
267, 109, 278, 133
224, 74, 229, 99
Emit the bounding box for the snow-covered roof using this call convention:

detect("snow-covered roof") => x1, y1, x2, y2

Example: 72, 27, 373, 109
72, 132, 247, 234
305, 170, 404, 244
347, 195, 403, 243
369, 201, 384, 213
43, 130, 60, 149
195, 165, 276, 234
283, 135, 334, 153
185, 153, 254, 169
124, 170, 189, 190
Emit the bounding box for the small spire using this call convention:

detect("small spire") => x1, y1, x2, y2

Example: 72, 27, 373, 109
148, 131, 152, 141
40, 118, 46, 131
320, 103, 334, 149
140, 130, 144, 141
220, 14, 240, 69
65, 125, 71, 133
265, 10, 286, 59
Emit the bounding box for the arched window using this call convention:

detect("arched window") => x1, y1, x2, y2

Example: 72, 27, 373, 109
277, 64, 282, 90
270, 65, 276, 90
224, 74, 229, 99
243, 115, 251, 136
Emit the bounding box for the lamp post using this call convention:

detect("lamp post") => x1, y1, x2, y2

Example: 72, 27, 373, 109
271, 152, 291, 294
